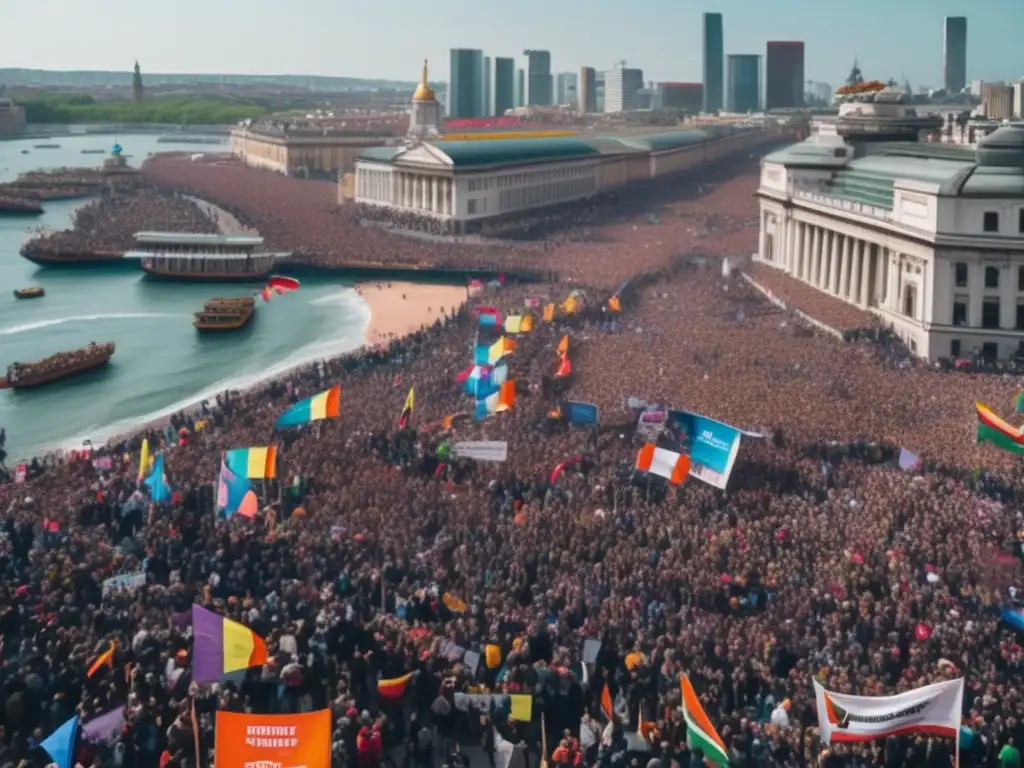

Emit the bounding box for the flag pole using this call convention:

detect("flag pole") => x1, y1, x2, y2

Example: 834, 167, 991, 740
540, 713, 549, 768
190, 694, 202, 768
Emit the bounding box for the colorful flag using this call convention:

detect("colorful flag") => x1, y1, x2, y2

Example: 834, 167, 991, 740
378, 672, 414, 700
81, 706, 126, 743
14, 463, 26, 483
608, 296, 622, 313
681, 675, 729, 767
275, 385, 341, 429
143, 453, 171, 503
1001, 607, 1024, 632
218, 460, 253, 517
41, 716, 79, 768
636, 444, 691, 486
898, 448, 922, 471
224, 446, 278, 479
600, 683, 613, 721
442, 592, 468, 613
557, 335, 570, 359
475, 381, 516, 420
488, 337, 516, 364
555, 356, 572, 378
137, 438, 150, 482
564, 401, 598, 425
191, 604, 268, 683
87, 641, 116, 678
398, 387, 415, 428
1016, 392, 1024, 414
976, 402, 1024, 454
504, 315, 534, 334
543, 303, 555, 323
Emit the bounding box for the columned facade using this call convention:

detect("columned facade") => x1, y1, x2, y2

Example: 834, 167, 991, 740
357, 167, 455, 216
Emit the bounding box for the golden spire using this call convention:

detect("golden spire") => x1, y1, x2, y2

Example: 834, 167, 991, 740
412, 58, 436, 102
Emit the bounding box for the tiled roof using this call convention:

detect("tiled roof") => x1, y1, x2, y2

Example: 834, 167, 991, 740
615, 130, 710, 153
359, 146, 405, 163
429, 137, 601, 167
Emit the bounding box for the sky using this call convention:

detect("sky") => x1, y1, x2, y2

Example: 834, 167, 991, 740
3, 0, 1023, 88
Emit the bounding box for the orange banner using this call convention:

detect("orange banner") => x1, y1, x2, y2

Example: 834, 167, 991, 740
214, 709, 331, 768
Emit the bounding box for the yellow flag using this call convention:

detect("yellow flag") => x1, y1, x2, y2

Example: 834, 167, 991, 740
510, 694, 533, 722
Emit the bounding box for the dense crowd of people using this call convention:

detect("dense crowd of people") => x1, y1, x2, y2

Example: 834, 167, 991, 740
19, 190, 218, 257
3, 149, 1024, 768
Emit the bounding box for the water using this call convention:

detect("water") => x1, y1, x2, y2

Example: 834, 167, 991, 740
0, 132, 369, 461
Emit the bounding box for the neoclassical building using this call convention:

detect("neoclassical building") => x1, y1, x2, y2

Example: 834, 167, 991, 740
756, 94, 1024, 362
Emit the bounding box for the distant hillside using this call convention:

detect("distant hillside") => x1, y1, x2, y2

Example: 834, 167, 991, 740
0, 67, 424, 92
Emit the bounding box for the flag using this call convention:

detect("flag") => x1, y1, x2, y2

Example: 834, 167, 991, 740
398, 387, 415, 428
510, 694, 533, 722
1001, 607, 1024, 632
442, 592, 467, 613
378, 672, 414, 700
976, 402, 1024, 454
564, 401, 599, 426
636, 444, 691, 486
87, 642, 116, 678
475, 381, 516, 421
81, 707, 126, 744
600, 683, 613, 721
191, 604, 268, 683
556, 335, 570, 359
543, 303, 555, 323
608, 295, 621, 312
217, 460, 253, 517
224, 446, 278, 479
813, 678, 964, 744
14, 463, 26, 483
41, 716, 79, 768
555, 357, 572, 378
488, 337, 516, 364
137, 438, 150, 482
681, 675, 729, 767
898, 448, 922, 471
275, 385, 341, 429
1016, 392, 1024, 414
143, 453, 171, 503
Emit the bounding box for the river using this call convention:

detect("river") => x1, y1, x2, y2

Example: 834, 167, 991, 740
0, 131, 368, 461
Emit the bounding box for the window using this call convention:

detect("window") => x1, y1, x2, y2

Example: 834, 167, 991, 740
1018, 340, 1024, 361
950, 339, 962, 358
985, 266, 1000, 289
984, 211, 999, 232
955, 262, 968, 287
467, 199, 478, 215
952, 297, 968, 326
982, 299, 1001, 329
1019, 209, 1024, 234
1017, 302, 1024, 330
1019, 266, 1024, 292
982, 342, 999, 362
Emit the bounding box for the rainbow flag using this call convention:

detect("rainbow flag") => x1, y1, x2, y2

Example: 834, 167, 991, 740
192, 605, 268, 683
378, 672, 414, 700
225, 446, 278, 479
275, 385, 341, 429
976, 402, 1024, 454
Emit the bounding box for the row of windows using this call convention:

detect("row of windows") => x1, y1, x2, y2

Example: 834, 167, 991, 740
497, 177, 596, 214
466, 165, 591, 193
954, 263, 1024, 291
981, 210, 1024, 235
950, 339, 1024, 362
950, 296, 1024, 330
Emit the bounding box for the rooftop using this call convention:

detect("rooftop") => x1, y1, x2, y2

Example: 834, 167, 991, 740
429, 137, 601, 167
133, 232, 264, 246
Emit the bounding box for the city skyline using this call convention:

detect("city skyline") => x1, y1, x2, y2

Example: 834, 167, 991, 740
3, 0, 1023, 88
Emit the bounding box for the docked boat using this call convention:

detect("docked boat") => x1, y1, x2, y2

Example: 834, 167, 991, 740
0, 342, 115, 390
13, 287, 45, 299
19, 248, 125, 267
129, 232, 288, 282
0, 195, 43, 215
193, 297, 256, 332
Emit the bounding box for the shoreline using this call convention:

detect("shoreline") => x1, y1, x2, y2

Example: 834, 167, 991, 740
28, 280, 466, 462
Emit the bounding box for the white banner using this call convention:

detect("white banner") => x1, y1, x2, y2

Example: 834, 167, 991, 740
453, 441, 508, 463
102, 571, 147, 597
813, 678, 963, 744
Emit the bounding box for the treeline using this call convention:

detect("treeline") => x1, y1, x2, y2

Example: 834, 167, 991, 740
16, 93, 269, 125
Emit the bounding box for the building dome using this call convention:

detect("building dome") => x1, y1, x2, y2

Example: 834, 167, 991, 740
975, 125, 1024, 167
412, 59, 436, 102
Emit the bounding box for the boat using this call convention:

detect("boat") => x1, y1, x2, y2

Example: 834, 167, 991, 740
19, 248, 125, 267
193, 297, 256, 332
33, 144, 61, 149
13, 287, 45, 299
0, 342, 115, 390
0, 195, 44, 215
129, 232, 288, 282
81, 149, 107, 154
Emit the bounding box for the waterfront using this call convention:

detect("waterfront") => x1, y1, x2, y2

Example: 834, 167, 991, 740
0, 132, 373, 460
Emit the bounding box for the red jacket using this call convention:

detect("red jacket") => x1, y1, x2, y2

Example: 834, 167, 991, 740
356, 726, 382, 767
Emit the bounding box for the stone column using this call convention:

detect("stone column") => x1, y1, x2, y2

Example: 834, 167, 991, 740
839, 236, 851, 300
859, 243, 871, 308
811, 227, 822, 286
788, 221, 799, 275
431, 177, 439, 212
829, 232, 841, 294
850, 241, 862, 304
758, 211, 768, 261
800, 223, 811, 280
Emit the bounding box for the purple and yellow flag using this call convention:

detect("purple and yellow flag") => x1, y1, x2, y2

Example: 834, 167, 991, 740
224, 446, 278, 480
191, 605, 268, 683
275, 385, 341, 429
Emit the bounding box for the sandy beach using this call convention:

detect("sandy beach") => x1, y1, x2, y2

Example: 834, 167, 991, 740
356, 281, 468, 346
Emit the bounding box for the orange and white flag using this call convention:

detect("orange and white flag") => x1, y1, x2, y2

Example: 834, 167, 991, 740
636, 444, 690, 485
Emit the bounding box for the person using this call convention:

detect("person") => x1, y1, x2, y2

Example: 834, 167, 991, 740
356, 716, 383, 768
1000, 738, 1021, 768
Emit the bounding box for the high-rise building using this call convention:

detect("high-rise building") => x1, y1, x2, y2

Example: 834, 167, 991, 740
449, 48, 485, 118
596, 71, 606, 112
765, 41, 805, 110
982, 82, 1014, 120
483, 56, 492, 115
943, 16, 967, 94
524, 50, 553, 106
658, 82, 704, 113
1014, 79, 1024, 119
604, 63, 644, 113
516, 68, 526, 107
494, 57, 515, 116
556, 72, 578, 106
579, 67, 598, 113
726, 55, 761, 112
702, 12, 724, 113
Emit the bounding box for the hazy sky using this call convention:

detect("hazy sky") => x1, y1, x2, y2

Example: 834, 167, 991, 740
3, 0, 1022, 87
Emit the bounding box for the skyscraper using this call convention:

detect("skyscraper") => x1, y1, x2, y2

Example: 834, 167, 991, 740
516, 68, 526, 107
579, 67, 597, 113
726, 55, 761, 112
524, 50, 553, 106
494, 57, 515, 116
702, 13, 724, 113
556, 72, 578, 106
449, 48, 485, 118
943, 16, 967, 94
483, 56, 492, 116
765, 41, 805, 110
604, 63, 644, 113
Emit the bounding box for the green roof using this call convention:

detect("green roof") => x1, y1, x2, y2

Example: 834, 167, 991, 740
764, 142, 850, 168
428, 137, 601, 167
632, 130, 710, 152
359, 146, 404, 163
823, 169, 897, 209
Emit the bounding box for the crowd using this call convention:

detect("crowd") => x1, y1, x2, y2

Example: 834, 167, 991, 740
3, 150, 1024, 768
19, 190, 219, 257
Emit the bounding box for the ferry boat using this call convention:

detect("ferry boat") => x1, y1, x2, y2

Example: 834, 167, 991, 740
0, 195, 43, 215
0, 342, 115, 390
193, 297, 256, 332
13, 286, 45, 300
129, 232, 287, 282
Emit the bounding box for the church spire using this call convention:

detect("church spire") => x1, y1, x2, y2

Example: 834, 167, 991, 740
132, 60, 144, 103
